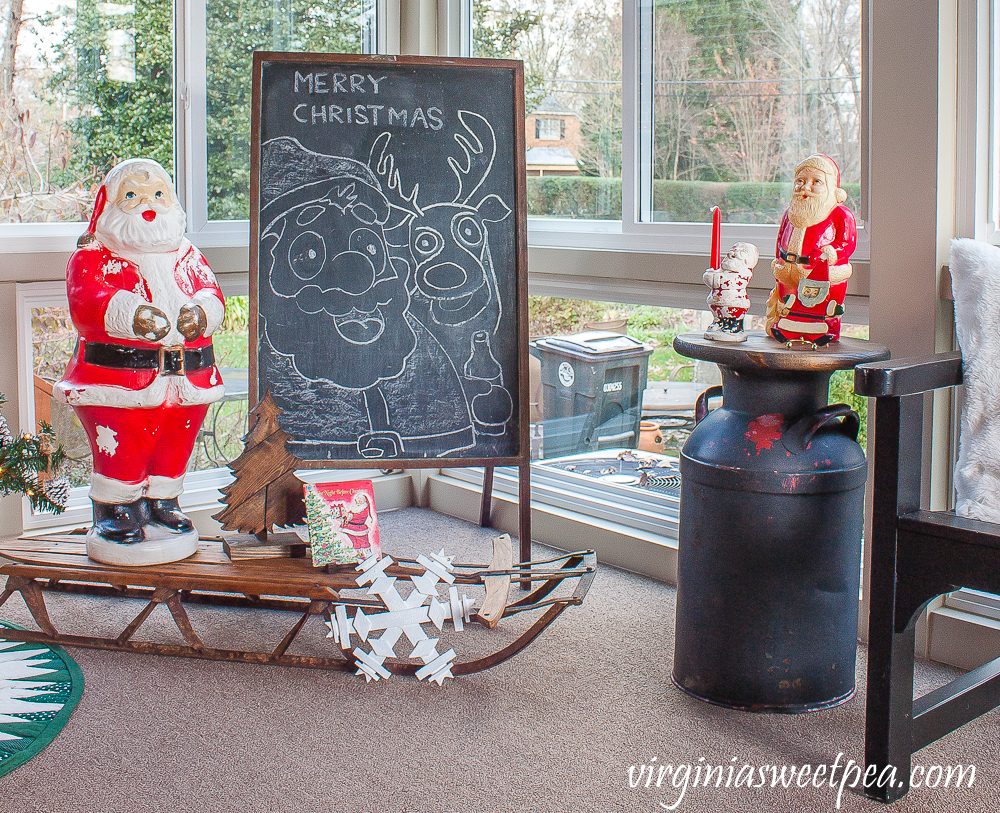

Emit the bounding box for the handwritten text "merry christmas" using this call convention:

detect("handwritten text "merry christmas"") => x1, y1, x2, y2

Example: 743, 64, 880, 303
291, 71, 444, 130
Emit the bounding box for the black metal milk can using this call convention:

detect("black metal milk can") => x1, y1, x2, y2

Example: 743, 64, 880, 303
671, 332, 889, 712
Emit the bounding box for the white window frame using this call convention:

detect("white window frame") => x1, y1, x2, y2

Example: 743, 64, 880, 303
0, 0, 378, 256
938, 0, 1000, 645
527, 0, 871, 267
956, 0, 998, 243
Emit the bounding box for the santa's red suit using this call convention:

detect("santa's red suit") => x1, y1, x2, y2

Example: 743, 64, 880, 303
56, 239, 225, 504
342, 503, 373, 551
771, 202, 857, 342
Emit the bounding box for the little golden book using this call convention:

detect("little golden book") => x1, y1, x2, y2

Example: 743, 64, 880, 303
304, 480, 381, 566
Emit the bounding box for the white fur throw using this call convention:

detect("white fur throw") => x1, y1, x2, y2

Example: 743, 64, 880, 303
951, 238, 1000, 522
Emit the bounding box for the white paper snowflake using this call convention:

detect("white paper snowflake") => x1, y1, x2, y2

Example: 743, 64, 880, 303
325, 550, 476, 685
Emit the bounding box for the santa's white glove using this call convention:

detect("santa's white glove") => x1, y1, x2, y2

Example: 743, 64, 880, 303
820, 245, 838, 264
132, 305, 170, 342
177, 303, 207, 341
703, 269, 720, 288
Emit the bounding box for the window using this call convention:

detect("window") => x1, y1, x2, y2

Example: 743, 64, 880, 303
0, 0, 372, 236
990, 0, 999, 242
536, 117, 562, 140
437, 292, 869, 545
472, 0, 865, 265
474, 0, 623, 220
204, 0, 374, 222
638, 0, 862, 227
0, 0, 174, 224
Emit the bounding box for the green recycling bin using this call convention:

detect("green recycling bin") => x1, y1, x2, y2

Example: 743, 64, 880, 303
530, 331, 652, 458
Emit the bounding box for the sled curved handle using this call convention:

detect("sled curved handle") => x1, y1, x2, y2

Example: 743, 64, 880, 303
471, 534, 513, 629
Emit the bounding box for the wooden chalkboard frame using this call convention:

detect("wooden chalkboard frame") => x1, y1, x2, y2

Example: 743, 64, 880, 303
249, 52, 529, 477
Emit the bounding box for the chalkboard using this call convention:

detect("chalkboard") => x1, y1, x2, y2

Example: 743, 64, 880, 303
250, 53, 528, 467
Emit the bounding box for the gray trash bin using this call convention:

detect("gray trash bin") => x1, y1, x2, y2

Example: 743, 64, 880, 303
530, 331, 653, 458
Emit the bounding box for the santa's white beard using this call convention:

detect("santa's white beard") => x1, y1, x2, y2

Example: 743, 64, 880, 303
97, 201, 191, 346
787, 193, 834, 228
721, 256, 751, 276
96, 202, 187, 257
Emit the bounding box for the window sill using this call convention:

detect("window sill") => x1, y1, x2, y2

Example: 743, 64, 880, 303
427, 468, 679, 584
926, 605, 1000, 671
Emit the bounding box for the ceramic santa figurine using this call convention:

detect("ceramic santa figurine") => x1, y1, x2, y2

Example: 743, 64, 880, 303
704, 242, 759, 342
765, 154, 857, 347
55, 159, 225, 566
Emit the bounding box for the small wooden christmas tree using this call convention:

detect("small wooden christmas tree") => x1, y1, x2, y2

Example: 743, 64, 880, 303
213, 391, 306, 538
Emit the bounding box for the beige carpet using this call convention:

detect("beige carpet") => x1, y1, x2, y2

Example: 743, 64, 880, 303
0, 507, 997, 813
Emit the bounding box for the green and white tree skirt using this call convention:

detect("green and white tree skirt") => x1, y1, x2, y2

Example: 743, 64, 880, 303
0, 621, 83, 777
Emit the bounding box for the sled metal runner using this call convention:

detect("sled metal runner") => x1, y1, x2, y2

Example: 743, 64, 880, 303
0, 533, 596, 675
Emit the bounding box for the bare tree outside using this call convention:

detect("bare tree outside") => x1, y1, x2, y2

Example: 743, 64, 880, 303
652, 13, 700, 181
476, 0, 859, 221
0, 0, 96, 222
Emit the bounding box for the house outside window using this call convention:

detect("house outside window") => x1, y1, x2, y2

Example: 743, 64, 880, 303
526, 97, 581, 177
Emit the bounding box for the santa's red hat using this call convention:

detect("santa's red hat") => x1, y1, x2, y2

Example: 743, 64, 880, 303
77, 184, 107, 246
795, 154, 848, 204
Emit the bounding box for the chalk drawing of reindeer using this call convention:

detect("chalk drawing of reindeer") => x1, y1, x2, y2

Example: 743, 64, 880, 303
370, 110, 512, 335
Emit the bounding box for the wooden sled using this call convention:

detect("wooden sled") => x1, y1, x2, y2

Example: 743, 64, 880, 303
0, 532, 596, 677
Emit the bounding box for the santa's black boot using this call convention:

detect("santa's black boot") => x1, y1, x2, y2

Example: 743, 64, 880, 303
145, 498, 195, 533
92, 500, 145, 544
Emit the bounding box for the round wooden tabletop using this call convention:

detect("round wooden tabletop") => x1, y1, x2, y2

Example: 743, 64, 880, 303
673, 330, 890, 374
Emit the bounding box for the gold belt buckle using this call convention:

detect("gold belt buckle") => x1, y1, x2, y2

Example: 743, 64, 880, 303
158, 345, 186, 376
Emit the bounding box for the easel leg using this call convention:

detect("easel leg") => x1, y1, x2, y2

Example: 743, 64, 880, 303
519, 462, 531, 590
480, 465, 494, 528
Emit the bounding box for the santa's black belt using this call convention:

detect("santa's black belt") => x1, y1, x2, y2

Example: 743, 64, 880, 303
779, 249, 813, 265
83, 342, 215, 376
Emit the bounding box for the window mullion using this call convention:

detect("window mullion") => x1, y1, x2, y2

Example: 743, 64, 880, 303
621, 0, 641, 229
176, 0, 209, 234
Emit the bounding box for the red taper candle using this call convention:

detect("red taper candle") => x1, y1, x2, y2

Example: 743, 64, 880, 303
710, 206, 721, 269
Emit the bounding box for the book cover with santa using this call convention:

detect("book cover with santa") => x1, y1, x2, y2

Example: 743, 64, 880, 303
305, 479, 381, 566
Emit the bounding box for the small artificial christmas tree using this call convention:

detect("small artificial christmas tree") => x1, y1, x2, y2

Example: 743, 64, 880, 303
0, 394, 68, 514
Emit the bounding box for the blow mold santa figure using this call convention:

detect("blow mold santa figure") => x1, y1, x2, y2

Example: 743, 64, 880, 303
765, 154, 857, 347
56, 159, 225, 566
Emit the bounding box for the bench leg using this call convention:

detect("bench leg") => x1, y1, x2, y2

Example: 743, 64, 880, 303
865, 618, 917, 802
